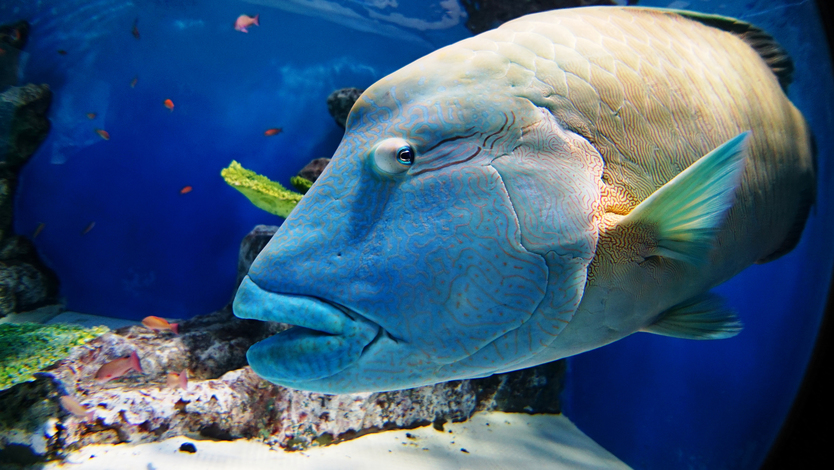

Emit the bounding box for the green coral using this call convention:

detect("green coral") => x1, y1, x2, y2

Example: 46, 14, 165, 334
0, 323, 107, 391
290, 176, 314, 194
221, 161, 304, 218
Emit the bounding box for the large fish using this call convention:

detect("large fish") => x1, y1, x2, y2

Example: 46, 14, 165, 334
233, 6, 815, 393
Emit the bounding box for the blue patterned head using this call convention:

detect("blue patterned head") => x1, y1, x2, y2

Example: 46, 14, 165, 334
233, 28, 602, 393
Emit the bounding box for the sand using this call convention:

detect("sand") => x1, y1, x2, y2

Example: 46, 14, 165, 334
44, 411, 630, 470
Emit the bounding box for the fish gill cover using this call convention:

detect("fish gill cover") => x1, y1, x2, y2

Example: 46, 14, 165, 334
1, 0, 471, 320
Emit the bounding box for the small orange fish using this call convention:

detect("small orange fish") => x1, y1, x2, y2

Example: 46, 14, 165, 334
164, 99, 174, 112
234, 14, 259, 33
59, 395, 95, 422
95, 129, 109, 140
180, 186, 193, 195
95, 351, 143, 383
166, 369, 188, 390
264, 128, 282, 136
32, 222, 45, 239
57, 49, 67, 55
87, 112, 96, 119
132, 17, 140, 39
81, 221, 95, 235
142, 315, 179, 334
130, 76, 139, 88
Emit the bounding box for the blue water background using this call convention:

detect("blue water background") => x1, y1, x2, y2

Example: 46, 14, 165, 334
4, 0, 469, 320
1, 0, 830, 469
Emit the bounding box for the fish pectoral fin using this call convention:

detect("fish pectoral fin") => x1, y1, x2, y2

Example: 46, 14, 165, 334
640, 293, 742, 340
618, 132, 750, 265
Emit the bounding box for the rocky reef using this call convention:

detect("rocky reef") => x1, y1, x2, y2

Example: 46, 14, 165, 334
0, 20, 59, 318
326, 87, 363, 129
0, 225, 566, 467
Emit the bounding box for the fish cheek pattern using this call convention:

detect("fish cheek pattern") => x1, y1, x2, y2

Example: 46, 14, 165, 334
248, 112, 550, 373
386, 162, 549, 366
436, 109, 604, 376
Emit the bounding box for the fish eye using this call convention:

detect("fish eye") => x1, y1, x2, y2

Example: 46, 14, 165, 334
371, 138, 416, 175
396, 147, 414, 165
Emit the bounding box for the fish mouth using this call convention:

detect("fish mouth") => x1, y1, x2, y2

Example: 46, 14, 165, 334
233, 276, 381, 383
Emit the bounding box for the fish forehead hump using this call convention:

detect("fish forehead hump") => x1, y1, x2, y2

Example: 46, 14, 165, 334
419, 5, 812, 264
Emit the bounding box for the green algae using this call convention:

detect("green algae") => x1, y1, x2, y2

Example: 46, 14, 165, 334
290, 176, 314, 194
220, 161, 304, 218
0, 323, 107, 391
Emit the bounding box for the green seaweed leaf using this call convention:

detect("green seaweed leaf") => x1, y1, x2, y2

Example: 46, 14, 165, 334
221, 161, 305, 218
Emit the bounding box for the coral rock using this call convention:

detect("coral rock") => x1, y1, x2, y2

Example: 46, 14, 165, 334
326, 88, 363, 128
296, 157, 331, 183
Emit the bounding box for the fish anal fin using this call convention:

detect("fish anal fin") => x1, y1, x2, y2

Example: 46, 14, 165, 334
616, 132, 750, 265
641, 293, 742, 340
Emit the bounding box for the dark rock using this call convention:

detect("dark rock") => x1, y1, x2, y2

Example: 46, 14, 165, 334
326, 87, 363, 128
459, 0, 638, 35
235, 225, 280, 291
0, 81, 58, 318
0, 83, 52, 169
297, 158, 331, 183
179, 442, 197, 453
0, 261, 59, 314
0, 21, 29, 93
474, 360, 566, 414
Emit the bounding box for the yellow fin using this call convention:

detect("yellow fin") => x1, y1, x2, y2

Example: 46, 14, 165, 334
619, 132, 749, 264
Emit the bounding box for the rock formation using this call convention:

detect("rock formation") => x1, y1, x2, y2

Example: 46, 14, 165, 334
326, 87, 363, 128
0, 20, 59, 318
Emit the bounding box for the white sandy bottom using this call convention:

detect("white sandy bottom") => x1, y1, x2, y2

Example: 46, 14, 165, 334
45, 411, 630, 470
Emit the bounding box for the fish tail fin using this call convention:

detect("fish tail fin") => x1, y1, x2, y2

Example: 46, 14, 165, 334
180, 369, 188, 390
130, 351, 144, 374
85, 410, 95, 423
171, 322, 179, 335
254, 14, 260, 26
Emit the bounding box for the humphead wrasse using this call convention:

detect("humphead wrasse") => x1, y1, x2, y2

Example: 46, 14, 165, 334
233, 6, 815, 393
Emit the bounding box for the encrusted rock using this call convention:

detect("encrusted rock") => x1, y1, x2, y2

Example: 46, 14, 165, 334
326, 87, 363, 128
0, 302, 564, 463
0, 36, 58, 317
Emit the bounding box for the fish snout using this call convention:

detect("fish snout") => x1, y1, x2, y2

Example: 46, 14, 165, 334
233, 277, 380, 383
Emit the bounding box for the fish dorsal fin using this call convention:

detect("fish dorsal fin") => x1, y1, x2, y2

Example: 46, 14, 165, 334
672, 9, 794, 92
617, 132, 749, 265
641, 293, 742, 340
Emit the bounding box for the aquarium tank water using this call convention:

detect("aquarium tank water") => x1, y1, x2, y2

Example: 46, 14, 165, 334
0, 0, 831, 469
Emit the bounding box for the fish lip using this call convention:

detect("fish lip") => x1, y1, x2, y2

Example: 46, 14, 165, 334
233, 276, 386, 383
233, 276, 380, 336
